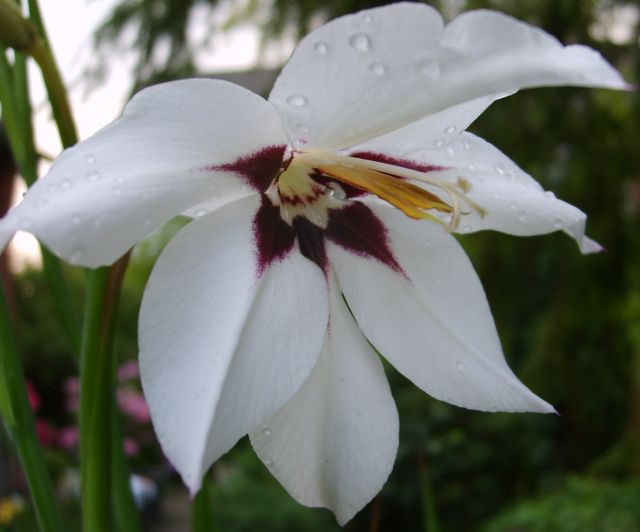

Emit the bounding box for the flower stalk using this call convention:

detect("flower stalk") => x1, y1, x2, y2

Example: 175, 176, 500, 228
79, 253, 130, 532
0, 283, 64, 532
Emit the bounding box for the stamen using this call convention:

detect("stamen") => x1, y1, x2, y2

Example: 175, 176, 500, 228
301, 151, 486, 230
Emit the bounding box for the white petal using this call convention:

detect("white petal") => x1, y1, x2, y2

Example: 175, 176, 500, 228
139, 196, 328, 494
270, 4, 626, 150
250, 276, 398, 525
328, 204, 554, 413
356, 131, 596, 252
0, 79, 288, 267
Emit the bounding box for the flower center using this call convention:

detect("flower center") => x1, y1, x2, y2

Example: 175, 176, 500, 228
270, 149, 485, 230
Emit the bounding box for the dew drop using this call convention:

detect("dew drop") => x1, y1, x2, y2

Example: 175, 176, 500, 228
446, 147, 455, 156
193, 208, 208, 218
68, 247, 85, 265
517, 211, 527, 223
462, 139, 471, 150
460, 225, 472, 234
369, 62, 387, 76
349, 32, 370, 52
296, 123, 310, 133
418, 59, 441, 78
553, 218, 564, 229
493, 193, 500, 200
262, 428, 272, 437
60, 179, 72, 190
86, 170, 101, 182
467, 162, 475, 171
263, 459, 273, 466
313, 41, 328, 54
84, 154, 96, 164
113, 188, 122, 196
509, 203, 518, 211
456, 360, 465, 371
544, 191, 557, 201
362, 13, 372, 23
445, 125, 457, 135
433, 139, 445, 148
494, 163, 506, 175
116, 176, 125, 184
286, 94, 307, 107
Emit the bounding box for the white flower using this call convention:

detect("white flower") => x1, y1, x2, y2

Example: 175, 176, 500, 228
0, 3, 626, 524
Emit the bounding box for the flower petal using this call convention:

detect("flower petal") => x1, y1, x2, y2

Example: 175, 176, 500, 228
139, 196, 328, 494
354, 131, 596, 252
250, 276, 398, 525
0, 79, 288, 267
270, 4, 626, 150
328, 203, 554, 413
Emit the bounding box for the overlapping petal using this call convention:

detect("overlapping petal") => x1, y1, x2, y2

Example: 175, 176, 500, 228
328, 203, 554, 413
250, 277, 398, 525
0, 79, 288, 267
270, 3, 626, 150
139, 196, 329, 494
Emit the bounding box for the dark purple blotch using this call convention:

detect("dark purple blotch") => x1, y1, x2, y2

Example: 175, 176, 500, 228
326, 202, 404, 274
350, 150, 447, 174
206, 145, 287, 192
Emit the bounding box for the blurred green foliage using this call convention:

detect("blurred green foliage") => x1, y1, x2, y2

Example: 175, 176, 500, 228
2, 0, 639, 531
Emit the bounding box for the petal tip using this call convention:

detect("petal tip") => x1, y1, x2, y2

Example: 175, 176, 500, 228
580, 236, 604, 254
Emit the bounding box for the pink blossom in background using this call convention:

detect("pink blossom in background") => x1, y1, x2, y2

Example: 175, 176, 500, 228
26, 381, 41, 412
35, 420, 57, 447
117, 389, 151, 424
118, 360, 140, 382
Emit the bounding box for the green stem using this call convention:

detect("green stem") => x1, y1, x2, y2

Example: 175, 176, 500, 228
79, 255, 129, 532
192, 474, 216, 532
0, 282, 64, 532
417, 453, 439, 532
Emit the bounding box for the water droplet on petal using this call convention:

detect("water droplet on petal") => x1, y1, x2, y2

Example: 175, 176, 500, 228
286, 94, 307, 107
86, 170, 101, 182
349, 33, 370, 52
553, 218, 564, 229
517, 211, 527, 223
84, 154, 96, 164
460, 225, 472, 234
296, 123, 310, 133
193, 208, 208, 218
362, 13, 372, 23
262, 428, 272, 437
313, 41, 328, 54
60, 179, 72, 190
545, 191, 557, 200
418, 59, 441, 78
509, 203, 518, 211
369, 62, 387, 76
456, 360, 465, 371
263, 459, 273, 466
113, 188, 122, 196
467, 162, 475, 171
494, 163, 506, 175
446, 147, 455, 156
462, 139, 471, 150
433, 139, 445, 148
445, 125, 457, 135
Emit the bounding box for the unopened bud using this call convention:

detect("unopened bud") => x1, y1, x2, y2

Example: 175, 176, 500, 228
0, 0, 36, 50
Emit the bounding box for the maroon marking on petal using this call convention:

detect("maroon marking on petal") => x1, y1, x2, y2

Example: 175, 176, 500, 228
253, 196, 295, 275
206, 145, 287, 193
293, 217, 327, 273
350, 150, 447, 174
326, 202, 404, 274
